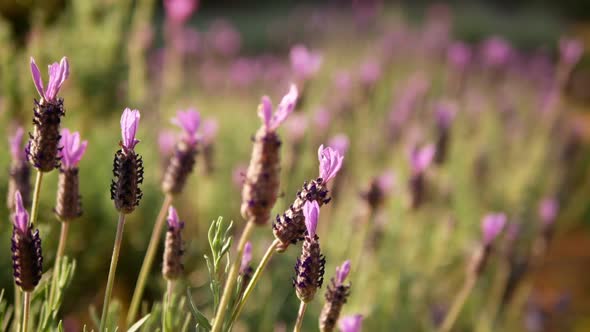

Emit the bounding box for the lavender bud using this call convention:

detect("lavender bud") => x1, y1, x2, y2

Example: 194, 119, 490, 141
11, 192, 43, 292
294, 234, 325, 303
162, 207, 185, 281
55, 168, 82, 221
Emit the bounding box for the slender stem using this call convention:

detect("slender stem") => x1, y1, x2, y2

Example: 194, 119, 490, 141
49, 222, 70, 307
126, 194, 173, 326
162, 281, 173, 332
293, 301, 308, 332
14, 286, 21, 331
181, 312, 191, 332
99, 213, 126, 332
29, 171, 43, 226
21, 292, 30, 332
230, 239, 279, 326
438, 275, 477, 332
211, 221, 256, 332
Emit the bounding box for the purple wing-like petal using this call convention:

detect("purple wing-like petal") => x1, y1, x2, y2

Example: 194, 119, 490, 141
258, 96, 273, 129
318, 145, 344, 183
167, 206, 180, 229
270, 84, 298, 131
121, 108, 141, 150
336, 260, 351, 285
30, 57, 45, 99
13, 191, 29, 233
302, 200, 320, 238
9, 127, 25, 161
172, 109, 201, 145
481, 213, 507, 245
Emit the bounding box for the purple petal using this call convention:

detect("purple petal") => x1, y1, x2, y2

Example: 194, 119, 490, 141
241, 241, 253, 273
121, 108, 141, 150
377, 171, 396, 194
45, 62, 63, 102
172, 109, 201, 145
335, 260, 351, 285
290, 45, 323, 79
481, 213, 507, 245
200, 119, 219, 145
9, 127, 25, 161
327, 134, 350, 156
339, 314, 363, 332
539, 197, 558, 227
269, 84, 298, 131
30, 57, 45, 99
318, 144, 344, 183
158, 131, 177, 157
13, 191, 29, 233
559, 37, 584, 66
258, 96, 273, 129
60, 128, 88, 169
303, 200, 320, 238
167, 206, 180, 229
410, 144, 435, 174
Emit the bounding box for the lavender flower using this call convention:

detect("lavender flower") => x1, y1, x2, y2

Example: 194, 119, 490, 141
163, 206, 185, 280
164, 0, 198, 26
111, 108, 144, 214
207, 19, 242, 57
241, 86, 298, 225
434, 101, 457, 164
290, 45, 323, 80
409, 144, 435, 209
294, 201, 325, 303
359, 59, 381, 90
11, 191, 43, 292
320, 260, 352, 332
362, 170, 395, 211
162, 109, 200, 194
8, 127, 31, 209
481, 37, 511, 68
55, 129, 88, 221
338, 315, 363, 332
539, 197, 558, 227
273, 145, 344, 251
447, 42, 471, 71
28, 57, 70, 172
328, 135, 350, 156
559, 37, 584, 67
481, 213, 507, 245
240, 241, 253, 274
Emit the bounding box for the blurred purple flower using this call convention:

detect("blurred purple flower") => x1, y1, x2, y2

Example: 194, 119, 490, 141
9, 127, 26, 161
481, 213, 507, 245
318, 144, 344, 183
409, 144, 435, 175
200, 119, 218, 145
359, 59, 381, 88
59, 129, 88, 170
284, 113, 308, 143
30, 56, 69, 103
335, 260, 351, 285
207, 19, 242, 57
538, 197, 558, 227
241, 241, 253, 273
13, 191, 29, 233
328, 134, 350, 156
121, 108, 141, 151
447, 41, 472, 71
258, 84, 298, 132
158, 131, 177, 157
376, 170, 396, 194
481, 37, 512, 68
435, 100, 457, 130
559, 37, 584, 66
339, 314, 363, 332
313, 108, 332, 132
290, 45, 322, 80
164, 0, 198, 25
172, 109, 201, 145
229, 58, 259, 87
167, 206, 182, 229
303, 200, 320, 238
334, 71, 353, 93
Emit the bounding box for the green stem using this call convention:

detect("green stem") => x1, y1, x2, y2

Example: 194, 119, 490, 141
21, 292, 30, 332
229, 240, 279, 326
293, 301, 307, 332
162, 281, 173, 332
211, 221, 256, 332
29, 171, 43, 226
126, 194, 173, 326
438, 275, 477, 332
14, 286, 21, 331
99, 213, 126, 332
48, 222, 69, 307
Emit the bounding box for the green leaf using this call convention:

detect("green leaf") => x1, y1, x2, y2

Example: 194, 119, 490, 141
186, 288, 211, 331
127, 313, 151, 332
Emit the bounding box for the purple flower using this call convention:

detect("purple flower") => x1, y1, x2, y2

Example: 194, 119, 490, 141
435, 100, 457, 130
318, 144, 344, 183
335, 260, 351, 285
30, 56, 69, 103
59, 128, 88, 170
328, 134, 350, 156
339, 314, 363, 332
409, 145, 435, 175
207, 19, 242, 57
121, 108, 141, 151
559, 37, 584, 66
158, 131, 177, 157
290, 45, 322, 80
376, 170, 395, 194
9, 127, 25, 161
303, 200, 320, 238
481, 37, 512, 67
481, 213, 507, 245
241, 241, 253, 273
167, 206, 182, 229
200, 118, 218, 145
164, 0, 198, 25
258, 84, 298, 132
359, 59, 381, 87
172, 108, 200, 145
284, 113, 308, 142
538, 197, 558, 227
13, 191, 29, 233
447, 41, 472, 70
313, 108, 332, 132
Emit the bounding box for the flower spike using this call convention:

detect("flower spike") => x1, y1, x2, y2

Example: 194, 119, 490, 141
258, 85, 298, 132
335, 260, 351, 285
481, 213, 506, 245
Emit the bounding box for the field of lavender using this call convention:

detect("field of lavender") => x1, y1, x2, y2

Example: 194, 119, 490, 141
0, 1, 588, 331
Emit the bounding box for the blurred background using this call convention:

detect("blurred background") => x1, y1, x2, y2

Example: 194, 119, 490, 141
0, 0, 590, 331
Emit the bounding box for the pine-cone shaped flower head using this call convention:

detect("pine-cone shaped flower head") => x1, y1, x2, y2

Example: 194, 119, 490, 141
27, 57, 69, 172
11, 191, 43, 292
481, 213, 506, 246
162, 109, 200, 194
318, 145, 344, 185
163, 206, 185, 280
320, 260, 352, 332
294, 201, 325, 303
55, 129, 87, 221
111, 108, 143, 214
8, 127, 31, 210
290, 45, 323, 81
241, 86, 298, 225
338, 315, 363, 332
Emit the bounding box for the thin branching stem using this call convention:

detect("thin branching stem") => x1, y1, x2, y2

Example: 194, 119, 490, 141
126, 194, 174, 326
99, 213, 126, 332
293, 301, 308, 332
211, 220, 256, 332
